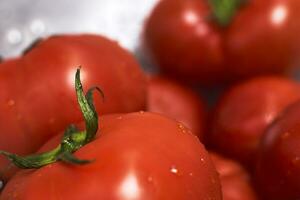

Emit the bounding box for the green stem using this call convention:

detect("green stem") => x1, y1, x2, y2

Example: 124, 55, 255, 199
208, 0, 247, 27
0, 68, 103, 169
0, 147, 61, 169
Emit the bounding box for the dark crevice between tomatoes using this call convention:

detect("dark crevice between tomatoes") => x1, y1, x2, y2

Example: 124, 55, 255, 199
208, 0, 248, 27
0, 67, 104, 170
22, 38, 43, 55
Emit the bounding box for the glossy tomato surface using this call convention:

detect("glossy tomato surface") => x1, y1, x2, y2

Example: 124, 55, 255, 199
1, 113, 222, 200
210, 153, 257, 200
0, 34, 146, 180
210, 76, 300, 167
144, 0, 300, 84
147, 76, 206, 140
255, 101, 300, 200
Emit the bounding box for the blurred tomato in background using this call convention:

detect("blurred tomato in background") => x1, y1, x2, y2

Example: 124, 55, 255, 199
147, 75, 207, 141
143, 0, 300, 85
1, 0, 300, 199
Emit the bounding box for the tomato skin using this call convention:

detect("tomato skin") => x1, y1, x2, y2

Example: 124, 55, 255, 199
1, 113, 222, 200
210, 76, 300, 167
225, 0, 300, 79
210, 153, 257, 200
255, 102, 300, 200
0, 34, 146, 180
143, 0, 224, 84
147, 76, 206, 140
144, 0, 300, 84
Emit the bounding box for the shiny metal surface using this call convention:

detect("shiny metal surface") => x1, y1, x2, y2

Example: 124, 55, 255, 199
0, 0, 157, 58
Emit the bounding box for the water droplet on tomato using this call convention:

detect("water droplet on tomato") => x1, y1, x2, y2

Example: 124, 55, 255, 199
17, 114, 22, 120
7, 100, 15, 107
281, 132, 290, 139
177, 123, 187, 133
170, 165, 179, 175
147, 176, 153, 183
13, 192, 18, 198
139, 110, 145, 114
48, 118, 55, 124
211, 178, 217, 184
292, 157, 300, 164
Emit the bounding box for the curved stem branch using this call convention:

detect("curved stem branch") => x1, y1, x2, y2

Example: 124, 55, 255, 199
0, 67, 102, 169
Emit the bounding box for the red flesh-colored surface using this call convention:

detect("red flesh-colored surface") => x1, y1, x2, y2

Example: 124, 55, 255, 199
1, 113, 222, 200
210, 76, 300, 167
147, 76, 206, 140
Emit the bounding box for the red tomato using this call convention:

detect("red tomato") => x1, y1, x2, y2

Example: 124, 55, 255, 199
210, 153, 257, 200
144, 0, 300, 85
1, 113, 222, 200
210, 76, 300, 167
255, 101, 300, 200
147, 76, 206, 140
0, 34, 146, 180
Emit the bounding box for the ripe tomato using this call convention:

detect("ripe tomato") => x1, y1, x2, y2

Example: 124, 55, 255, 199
255, 101, 300, 200
0, 34, 146, 180
210, 76, 300, 167
144, 0, 300, 84
210, 153, 257, 200
1, 113, 222, 200
147, 76, 206, 140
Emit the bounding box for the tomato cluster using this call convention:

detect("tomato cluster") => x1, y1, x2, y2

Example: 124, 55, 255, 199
0, 35, 222, 199
143, 0, 300, 85
1, 0, 300, 199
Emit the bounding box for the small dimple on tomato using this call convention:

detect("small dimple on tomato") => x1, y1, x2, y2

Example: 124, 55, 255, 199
210, 76, 300, 167
1, 113, 222, 200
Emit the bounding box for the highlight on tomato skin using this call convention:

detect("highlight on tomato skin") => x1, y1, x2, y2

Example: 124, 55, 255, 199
143, 0, 300, 85
0, 34, 147, 181
1, 113, 222, 200
147, 75, 207, 141
255, 101, 300, 200
210, 152, 258, 200
210, 76, 300, 168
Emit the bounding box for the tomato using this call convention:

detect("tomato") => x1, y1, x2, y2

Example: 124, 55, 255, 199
255, 101, 300, 200
1, 112, 222, 200
143, 0, 300, 85
210, 76, 300, 167
0, 34, 146, 180
147, 76, 206, 140
210, 153, 257, 200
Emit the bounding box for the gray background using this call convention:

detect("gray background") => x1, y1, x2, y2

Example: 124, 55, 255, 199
0, 0, 157, 58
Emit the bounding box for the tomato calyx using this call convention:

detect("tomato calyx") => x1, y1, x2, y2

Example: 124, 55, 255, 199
208, 0, 247, 27
0, 68, 104, 169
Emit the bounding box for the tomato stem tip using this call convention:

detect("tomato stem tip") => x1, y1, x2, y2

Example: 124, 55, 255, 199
208, 0, 246, 27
